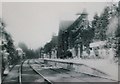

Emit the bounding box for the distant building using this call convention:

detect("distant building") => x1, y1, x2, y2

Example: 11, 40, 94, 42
16, 48, 23, 57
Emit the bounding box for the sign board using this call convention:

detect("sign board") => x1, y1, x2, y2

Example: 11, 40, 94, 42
90, 41, 107, 48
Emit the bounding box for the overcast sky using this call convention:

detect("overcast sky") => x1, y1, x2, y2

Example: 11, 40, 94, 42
2, 2, 112, 49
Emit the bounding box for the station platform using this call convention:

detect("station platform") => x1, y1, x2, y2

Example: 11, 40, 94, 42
43, 58, 118, 81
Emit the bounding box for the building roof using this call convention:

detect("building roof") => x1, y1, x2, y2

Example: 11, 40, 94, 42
59, 20, 74, 31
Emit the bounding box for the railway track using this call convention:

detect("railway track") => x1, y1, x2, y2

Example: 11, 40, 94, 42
18, 59, 53, 84
28, 60, 53, 84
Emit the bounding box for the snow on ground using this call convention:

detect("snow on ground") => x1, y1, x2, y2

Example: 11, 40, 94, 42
43, 58, 118, 81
